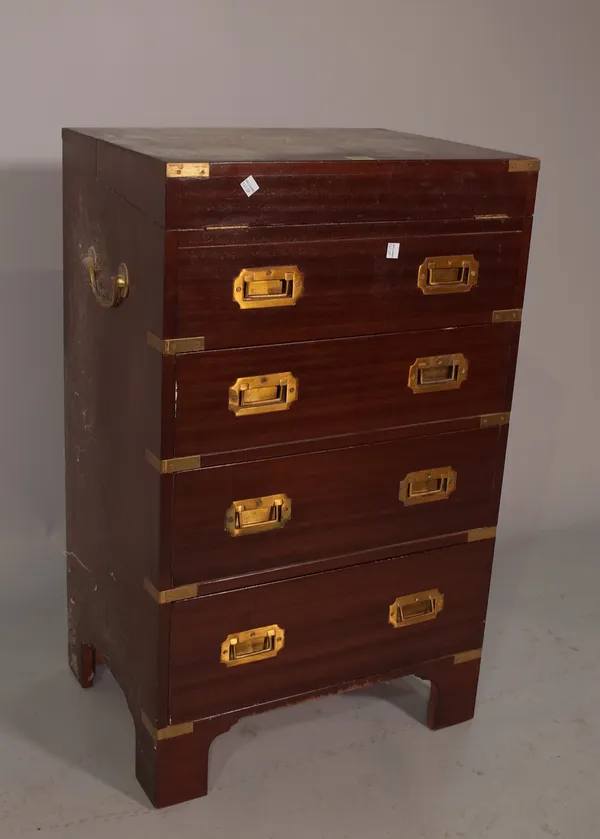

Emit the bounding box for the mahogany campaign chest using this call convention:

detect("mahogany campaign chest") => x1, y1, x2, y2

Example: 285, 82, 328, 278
62, 127, 539, 807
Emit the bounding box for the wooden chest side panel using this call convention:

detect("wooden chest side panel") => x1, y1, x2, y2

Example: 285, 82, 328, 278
166, 162, 537, 229
175, 227, 529, 348
174, 324, 517, 460
169, 540, 494, 722
171, 426, 506, 585
63, 131, 169, 724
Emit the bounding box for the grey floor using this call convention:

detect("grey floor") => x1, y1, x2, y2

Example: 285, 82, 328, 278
0, 526, 598, 838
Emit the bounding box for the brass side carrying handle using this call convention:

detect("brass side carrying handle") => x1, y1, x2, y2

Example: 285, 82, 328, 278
83, 247, 129, 308
225, 493, 292, 537
399, 467, 457, 506
221, 624, 285, 667
417, 255, 478, 294
233, 265, 304, 309
229, 372, 298, 417
408, 353, 468, 394
389, 589, 444, 628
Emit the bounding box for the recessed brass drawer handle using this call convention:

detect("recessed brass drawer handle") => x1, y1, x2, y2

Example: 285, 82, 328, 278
389, 589, 444, 628
233, 265, 304, 309
225, 493, 292, 537
417, 255, 478, 294
399, 467, 457, 506
229, 372, 298, 416
221, 625, 285, 667
408, 353, 468, 393
83, 246, 129, 308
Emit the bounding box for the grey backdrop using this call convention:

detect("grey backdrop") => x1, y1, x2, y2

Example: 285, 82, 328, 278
1, 0, 599, 600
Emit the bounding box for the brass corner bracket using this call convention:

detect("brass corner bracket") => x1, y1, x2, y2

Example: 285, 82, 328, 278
453, 648, 483, 665
508, 158, 540, 173
467, 526, 497, 542
141, 711, 194, 741
492, 309, 522, 323
143, 578, 200, 604
147, 332, 205, 355
166, 162, 210, 179
480, 412, 510, 428
145, 449, 202, 474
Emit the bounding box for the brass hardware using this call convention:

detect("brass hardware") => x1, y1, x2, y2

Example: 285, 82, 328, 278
166, 162, 210, 178
225, 493, 291, 537
389, 589, 444, 628
147, 332, 206, 354
83, 246, 129, 308
467, 526, 497, 542
221, 625, 285, 667
493, 308, 522, 323
474, 214, 510, 220
408, 353, 468, 394
454, 648, 483, 665
417, 255, 478, 295
145, 449, 202, 474
143, 578, 199, 604
399, 467, 457, 506
229, 372, 298, 417
508, 158, 540, 172
141, 711, 194, 741
480, 412, 510, 428
233, 265, 304, 310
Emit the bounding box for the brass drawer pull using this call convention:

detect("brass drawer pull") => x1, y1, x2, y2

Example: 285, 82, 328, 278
229, 372, 298, 416
225, 493, 292, 537
389, 589, 444, 628
233, 265, 304, 309
417, 255, 478, 294
221, 625, 285, 667
83, 246, 129, 308
408, 353, 468, 393
399, 467, 456, 506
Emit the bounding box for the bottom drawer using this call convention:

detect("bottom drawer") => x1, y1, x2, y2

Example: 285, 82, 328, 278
169, 539, 493, 723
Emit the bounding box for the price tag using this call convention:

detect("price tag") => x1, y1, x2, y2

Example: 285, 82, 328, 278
386, 242, 400, 259
240, 175, 259, 197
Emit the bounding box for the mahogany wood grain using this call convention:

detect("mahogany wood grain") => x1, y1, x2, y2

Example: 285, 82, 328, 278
174, 324, 517, 460
169, 540, 492, 722
63, 132, 171, 726
166, 161, 537, 229
171, 426, 505, 585
175, 227, 529, 348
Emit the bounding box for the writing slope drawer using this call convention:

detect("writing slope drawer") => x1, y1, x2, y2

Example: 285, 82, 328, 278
175, 225, 529, 348
168, 540, 493, 723
171, 425, 506, 585
173, 323, 517, 461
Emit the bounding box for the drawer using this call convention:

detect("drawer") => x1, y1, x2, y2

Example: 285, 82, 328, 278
164, 158, 537, 229
168, 540, 493, 723
174, 223, 530, 349
172, 323, 517, 461
170, 426, 506, 585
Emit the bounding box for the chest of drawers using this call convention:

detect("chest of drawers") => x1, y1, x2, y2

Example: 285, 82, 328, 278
62, 127, 538, 807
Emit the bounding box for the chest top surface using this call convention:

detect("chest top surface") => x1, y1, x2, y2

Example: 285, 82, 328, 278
67, 127, 530, 163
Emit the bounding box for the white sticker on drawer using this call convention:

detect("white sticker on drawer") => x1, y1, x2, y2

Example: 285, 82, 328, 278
386, 242, 400, 259
240, 175, 260, 197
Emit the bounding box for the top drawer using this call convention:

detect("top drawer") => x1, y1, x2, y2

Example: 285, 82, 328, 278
172, 220, 530, 349
165, 159, 538, 229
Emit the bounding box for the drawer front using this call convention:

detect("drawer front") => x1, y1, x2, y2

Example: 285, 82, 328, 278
173, 324, 517, 460
175, 226, 529, 349
165, 160, 537, 229
171, 426, 506, 585
169, 540, 493, 722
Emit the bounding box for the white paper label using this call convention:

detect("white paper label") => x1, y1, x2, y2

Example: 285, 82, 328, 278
240, 175, 259, 197
386, 242, 400, 259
